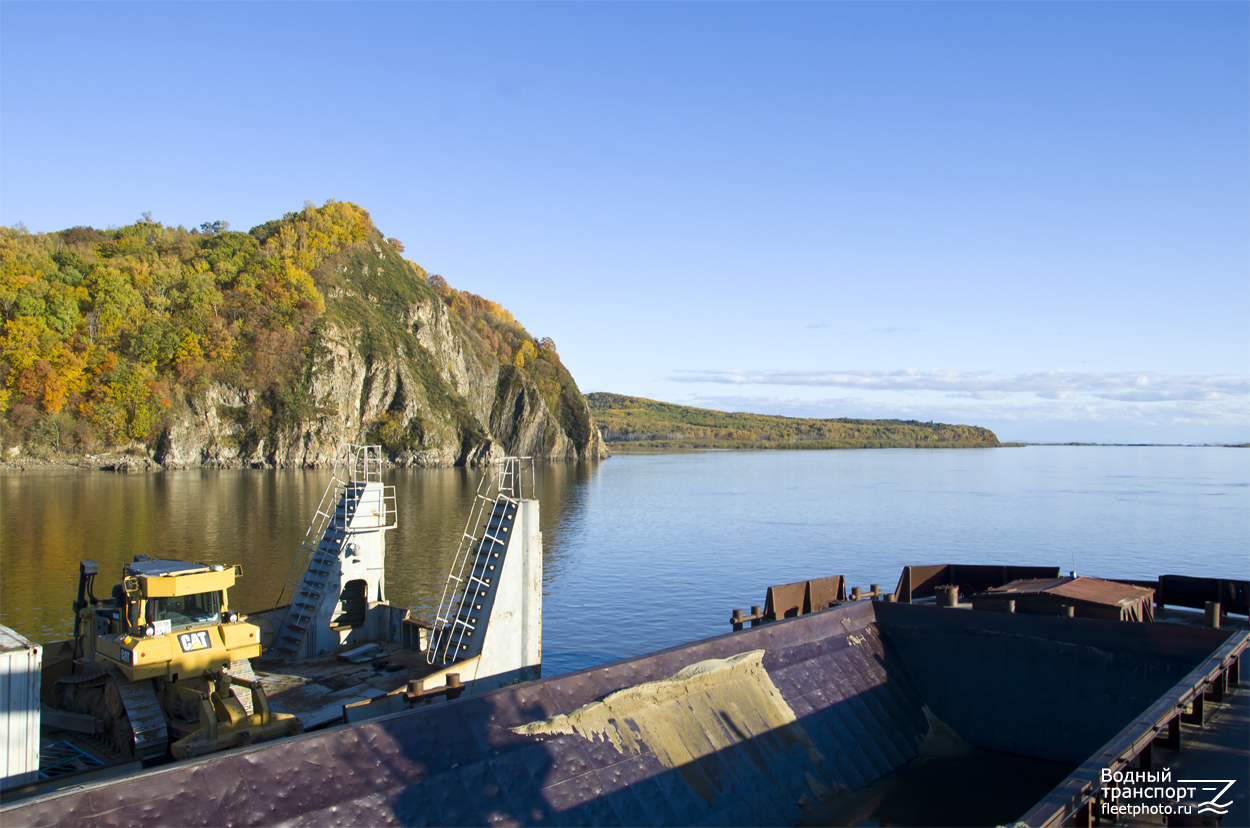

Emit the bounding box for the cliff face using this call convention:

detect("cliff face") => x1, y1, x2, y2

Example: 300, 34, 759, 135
156, 238, 607, 468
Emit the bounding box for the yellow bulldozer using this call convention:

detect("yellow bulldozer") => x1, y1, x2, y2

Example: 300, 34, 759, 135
51, 556, 301, 761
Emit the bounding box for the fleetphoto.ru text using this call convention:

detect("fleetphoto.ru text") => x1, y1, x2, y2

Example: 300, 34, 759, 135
1101, 767, 1235, 819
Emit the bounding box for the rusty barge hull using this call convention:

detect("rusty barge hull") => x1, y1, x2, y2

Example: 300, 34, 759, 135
4, 596, 1245, 828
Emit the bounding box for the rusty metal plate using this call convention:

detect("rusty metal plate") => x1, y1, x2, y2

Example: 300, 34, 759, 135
805, 576, 844, 613
976, 576, 1156, 621
896, 564, 1061, 602
762, 581, 807, 620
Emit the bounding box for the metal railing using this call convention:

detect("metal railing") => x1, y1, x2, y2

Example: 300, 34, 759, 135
270, 445, 394, 658
427, 456, 532, 665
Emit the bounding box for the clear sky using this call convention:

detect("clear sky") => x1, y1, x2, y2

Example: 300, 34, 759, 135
2, 2, 1246, 444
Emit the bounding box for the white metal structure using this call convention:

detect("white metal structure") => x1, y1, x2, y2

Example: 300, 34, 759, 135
429, 456, 535, 666
271, 445, 396, 660
0, 625, 42, 790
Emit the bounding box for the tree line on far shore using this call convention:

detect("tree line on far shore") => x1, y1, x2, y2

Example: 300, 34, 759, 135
586, 393, 1003, 449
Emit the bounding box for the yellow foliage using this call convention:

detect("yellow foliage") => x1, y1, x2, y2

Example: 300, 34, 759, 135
174, 329, 206, 380
0, 316, 89, 414
40, 348, 87, 414
513, 340, 538, 369
0, 315, 44, 375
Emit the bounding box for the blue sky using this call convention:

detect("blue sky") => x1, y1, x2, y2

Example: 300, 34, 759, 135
2, 2, 1246, 444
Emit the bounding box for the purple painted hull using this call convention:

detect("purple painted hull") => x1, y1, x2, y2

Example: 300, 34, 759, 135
3, 600, 1243, 827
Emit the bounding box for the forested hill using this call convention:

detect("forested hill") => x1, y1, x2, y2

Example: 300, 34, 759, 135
0, 202, 606, 467
587, 393, 1004, 449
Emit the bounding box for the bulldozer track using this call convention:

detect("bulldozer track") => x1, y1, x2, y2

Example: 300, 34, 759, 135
55, 668, 108, 688
225, 659, 257, 716
110, 669, 169, 759
54, 668, 169, 759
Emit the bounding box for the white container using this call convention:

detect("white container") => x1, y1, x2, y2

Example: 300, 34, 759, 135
0, 625, 42, 790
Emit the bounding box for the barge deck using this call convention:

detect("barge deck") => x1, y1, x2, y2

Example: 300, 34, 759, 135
3, 571, 1245, 827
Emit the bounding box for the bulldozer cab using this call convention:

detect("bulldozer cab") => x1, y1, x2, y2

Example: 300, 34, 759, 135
73, 557, 261, 682
123, 558, 240, 631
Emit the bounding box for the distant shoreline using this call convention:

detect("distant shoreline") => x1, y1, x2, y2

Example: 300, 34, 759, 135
605, 441, 1247, 452
606, 440, 1022, 451
587, 392, 1004, 450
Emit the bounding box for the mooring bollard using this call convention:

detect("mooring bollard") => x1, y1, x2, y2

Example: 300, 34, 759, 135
1205, 601, 1221, 629
883, 592, 896, 603
405, 672, 465, 703
850, 587, 861, 601
935, 584, 959, 607
730, 606, 765, 631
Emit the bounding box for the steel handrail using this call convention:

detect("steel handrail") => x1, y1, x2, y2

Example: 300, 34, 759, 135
428, 456, 532, 665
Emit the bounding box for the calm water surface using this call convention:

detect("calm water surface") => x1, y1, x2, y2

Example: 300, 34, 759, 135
2, 446, 1246, 676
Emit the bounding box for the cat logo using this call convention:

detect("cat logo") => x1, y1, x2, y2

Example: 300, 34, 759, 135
178, 630, 212, 653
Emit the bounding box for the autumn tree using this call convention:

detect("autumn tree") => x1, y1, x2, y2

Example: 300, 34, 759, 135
513, 339, 538, 368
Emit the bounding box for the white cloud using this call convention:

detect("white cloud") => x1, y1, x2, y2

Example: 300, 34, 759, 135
682, 392, 1243, 423
668, 368, 1250, 403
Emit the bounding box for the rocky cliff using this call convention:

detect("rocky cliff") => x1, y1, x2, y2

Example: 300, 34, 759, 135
1, 203, 606, 468
155, 238, 607, 468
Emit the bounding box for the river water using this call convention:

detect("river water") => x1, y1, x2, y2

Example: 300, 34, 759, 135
2, 446, 1246, 676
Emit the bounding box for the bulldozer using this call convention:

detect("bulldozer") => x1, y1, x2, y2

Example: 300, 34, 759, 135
52, 555, 301, 761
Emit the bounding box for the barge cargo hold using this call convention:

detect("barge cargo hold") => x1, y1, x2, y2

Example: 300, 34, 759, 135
3, 576, 1245, 827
